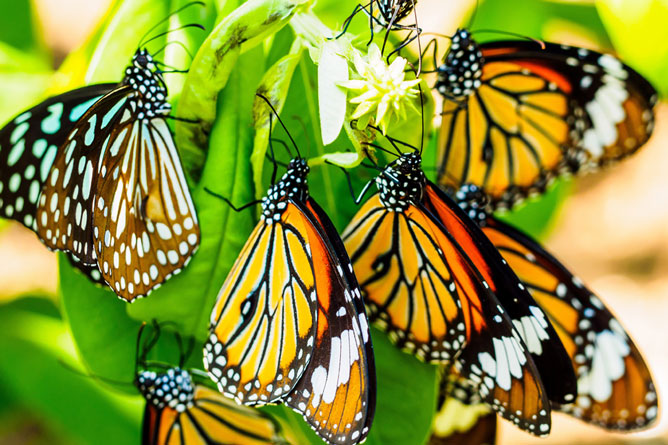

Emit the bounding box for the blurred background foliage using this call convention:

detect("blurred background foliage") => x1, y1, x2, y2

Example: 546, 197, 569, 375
0, 0, 666, 444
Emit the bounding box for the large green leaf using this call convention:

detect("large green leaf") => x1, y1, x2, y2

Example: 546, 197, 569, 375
0, 301, 141, 445
175, 0, 310, 180
59, 254, 142, 389
365, 328, 438, 445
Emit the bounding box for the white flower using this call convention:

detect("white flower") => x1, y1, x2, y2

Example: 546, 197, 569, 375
339, 44, 421, 134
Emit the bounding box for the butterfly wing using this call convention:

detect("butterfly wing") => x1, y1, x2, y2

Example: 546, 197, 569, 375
437, 40, 657, 209
0, 84, 116, 230
204, 202, 318, 406
422, 182, 577, 405
343, 192, 550, 435
284, 198, 375, 444
343, 194, 469, 362
142, 385, 289, 445
482, 216, 658, 430
35, 86, 199, 300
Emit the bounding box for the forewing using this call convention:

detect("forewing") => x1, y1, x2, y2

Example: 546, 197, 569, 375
92, 117, 200, 300
204, 204, 317, 406
342, 194, 467, 362
483, 216, 658, 430
35, 87, 133, 265
0, 84, 115, 229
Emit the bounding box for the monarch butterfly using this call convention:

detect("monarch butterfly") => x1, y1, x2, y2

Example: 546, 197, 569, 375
0, 45, 200, 301
429, 368, 496, 445
134, 325, 292, 445
435, 28, 658, 209
342, 150, 552, 435
454, 183, 659, 430
203, 130, 375, 444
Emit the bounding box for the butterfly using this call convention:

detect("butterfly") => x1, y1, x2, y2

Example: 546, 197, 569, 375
0, 48, 200, 301
133, 325, 291, 445
342, 150, 553, 435
454, 183, 659, 430
435, 28, 658, 210
203, 155, 376, 445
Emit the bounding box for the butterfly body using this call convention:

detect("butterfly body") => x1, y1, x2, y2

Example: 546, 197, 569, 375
205, 158, 375, 445
453, 183, 658, 430
436, 29, 657, 209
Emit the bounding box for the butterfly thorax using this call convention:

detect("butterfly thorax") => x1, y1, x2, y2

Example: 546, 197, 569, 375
377, 152, 425, 212
454, 184, 490, 226
261, 158, 309, 223
377, 0, 415, 24
122, 49, 171, 121
136, 368, 195, 412
436, 29, 484, 98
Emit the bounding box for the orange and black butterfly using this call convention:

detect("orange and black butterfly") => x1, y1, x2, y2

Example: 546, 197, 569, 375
342, 150, 554, 435
134, 325, 291, 445
453, 183, 659, 430
203, 132, 375, 444
435, 28, 657, 209
0, 44, 200, 301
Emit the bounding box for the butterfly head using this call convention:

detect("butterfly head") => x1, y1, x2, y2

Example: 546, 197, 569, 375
436, 28, 484, 98
454, 183, 490, 226
136, 367, 195, 412
261, 158, 309, 223
377, 151, 425, 211
124, 49, 171, 120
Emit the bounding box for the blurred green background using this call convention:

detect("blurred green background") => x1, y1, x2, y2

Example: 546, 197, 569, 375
0, 0, 666, 444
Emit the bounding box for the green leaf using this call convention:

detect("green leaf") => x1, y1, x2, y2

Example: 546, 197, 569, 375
251, 42, 303, 196
127, 47, 265, 339
0, 332, 141, 445
175, 0, 310, 180
59, 255, 143, 390
596, 0, 668, 96
0, 0, 43, 52
318, 41, 348, 145
365, 328, 438, 445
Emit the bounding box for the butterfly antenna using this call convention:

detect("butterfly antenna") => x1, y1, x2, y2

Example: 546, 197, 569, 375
268, 113, 281, 185
153, 40, 195, 62
256, 94, 301, 159
291, 115, 311, 156
418, 82, 425, 154
362, 140, 400, 158
204, 188, 262, 212
471, 29, 545, 49
141, 23, 206, 50
58, 358, 135, 388
138, 1, 205, 48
